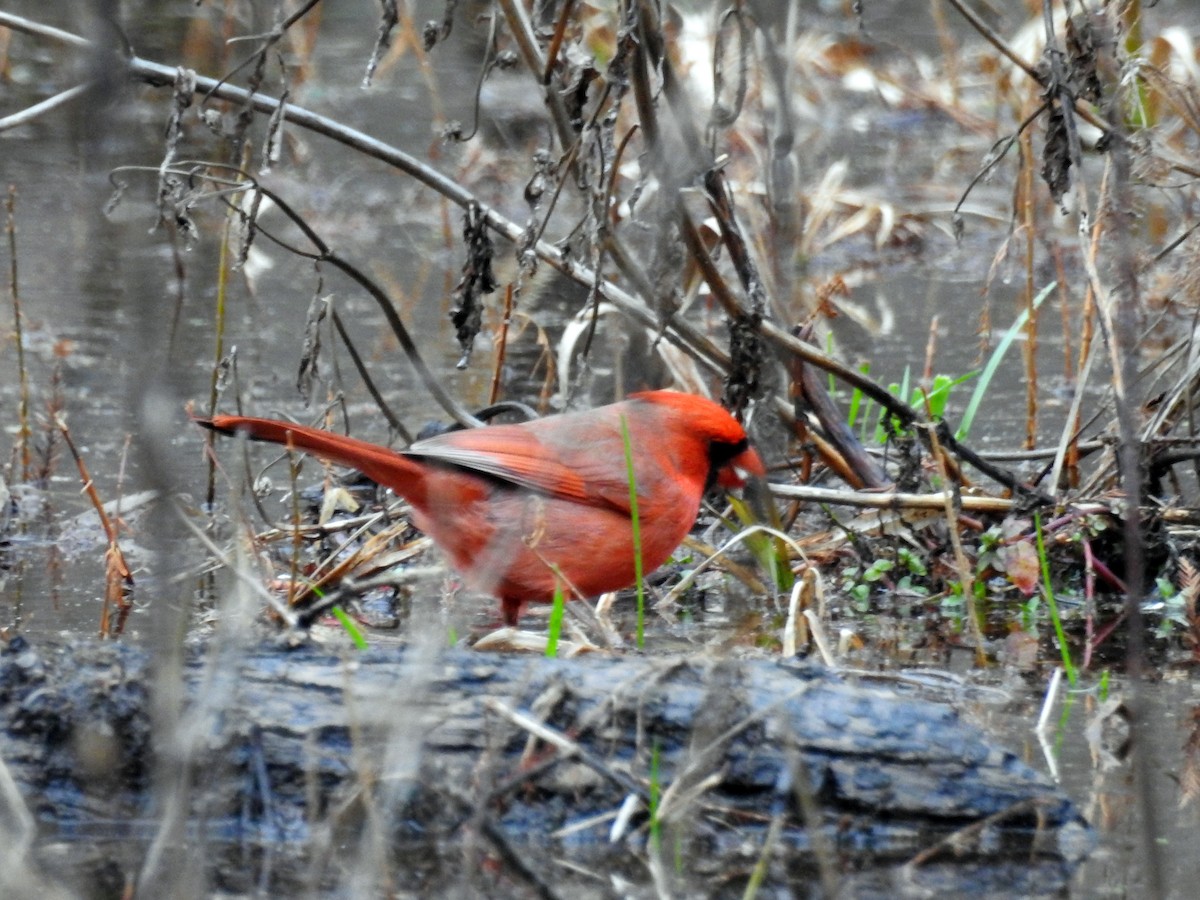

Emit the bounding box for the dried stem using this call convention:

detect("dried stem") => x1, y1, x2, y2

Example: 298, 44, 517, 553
55, 415, 134, 638
5, 186, 29, 483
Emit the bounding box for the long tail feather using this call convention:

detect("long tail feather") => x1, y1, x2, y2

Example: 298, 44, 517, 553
198, 415, 426, 504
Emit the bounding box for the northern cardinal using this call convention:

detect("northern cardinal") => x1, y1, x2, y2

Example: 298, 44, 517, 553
198, 390, 765, 624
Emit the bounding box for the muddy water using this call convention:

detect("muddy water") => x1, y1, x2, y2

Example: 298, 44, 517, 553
1, 1, 1199, 897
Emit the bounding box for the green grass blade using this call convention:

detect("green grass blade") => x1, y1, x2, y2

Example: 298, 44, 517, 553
847, 361, 870, 428
309, 582, 368, 649
920, 371, 976, 420
956, 282, 1055, 440
331, 605, 369, 650
1035, 512, 1077, 685
545, 579, 565, 658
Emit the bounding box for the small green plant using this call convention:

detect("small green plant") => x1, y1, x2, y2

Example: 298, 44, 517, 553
975, 524, 1004, 571
862, 558, 895, 582
847, 361, 871, 431
862, 367, 975, 443
845, 578, 871, 610
1152, 575, 1189, 638
840, 549, 931, 613
896, 547, 927, 578
922, 373, 964, 420
875, 368, 911, 442
940, 582, 966, 622
840, 561, 888, 611
1019, 595, 1040, 632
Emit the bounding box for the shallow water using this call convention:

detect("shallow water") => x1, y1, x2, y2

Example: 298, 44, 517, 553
2, 1, 1199, 896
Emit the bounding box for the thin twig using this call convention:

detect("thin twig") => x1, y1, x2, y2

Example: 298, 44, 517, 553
0, 82, 90, 132
769, 483, 1016, 512
483, 698, 648, 800
55, 414, 134, 637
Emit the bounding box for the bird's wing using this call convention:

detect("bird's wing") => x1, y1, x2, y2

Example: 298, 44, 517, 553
404, 422, 634, 513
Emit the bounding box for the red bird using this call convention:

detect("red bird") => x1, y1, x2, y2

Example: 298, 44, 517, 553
198, 390, 765, 624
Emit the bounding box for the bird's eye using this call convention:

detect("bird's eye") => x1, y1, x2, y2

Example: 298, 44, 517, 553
709, 437, 750, 469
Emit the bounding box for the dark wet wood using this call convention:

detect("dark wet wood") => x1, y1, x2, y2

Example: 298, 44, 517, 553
0, 638, 1091, 896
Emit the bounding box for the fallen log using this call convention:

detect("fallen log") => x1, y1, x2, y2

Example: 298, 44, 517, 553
0, 637, 1091, 897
